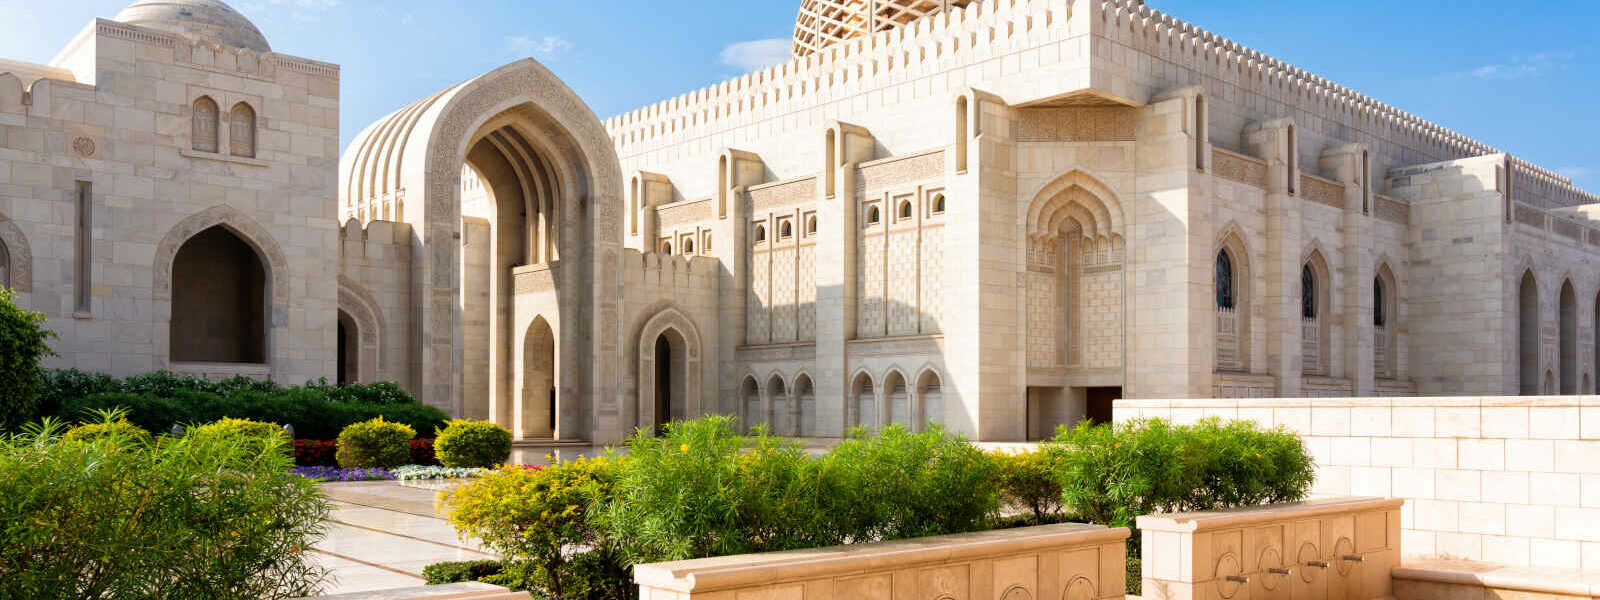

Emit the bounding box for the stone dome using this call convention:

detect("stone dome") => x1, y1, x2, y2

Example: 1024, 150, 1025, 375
113, 0, 271, 53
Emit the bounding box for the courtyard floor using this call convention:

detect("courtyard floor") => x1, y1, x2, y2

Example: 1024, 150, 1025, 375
310, 481, 498, 596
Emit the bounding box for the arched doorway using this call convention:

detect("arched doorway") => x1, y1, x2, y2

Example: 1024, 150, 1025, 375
170, 225, 266, 364
339, 59, 622, 430
739, 376, 761, 433
1022, 170, 1126, 371
850, 371, 876, 430
337, 310, 357, 384
1519, 271, 1540, 395
652, 329, 690, 434
1559, 280, 1576, 394
634, 307, 703, 434
884, 370, 909, 427
794, 373, 815, 436
915, 369, 943, 431
767, 374, 790, 435
521, 317, 556, 439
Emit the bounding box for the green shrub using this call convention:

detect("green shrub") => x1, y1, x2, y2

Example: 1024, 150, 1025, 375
40, 372, 448, 440
422, 560, 504, 585
1046, 417, 1315, 528
483, 552, 633, 600
446, 456, 619, 599
61, 409, 152, 447
0, 288, 56, 431
193, 417, 290, 453
990, 449, 1064, 525
336, 418, 415, 469
0, 419, 330, 598
434, 420, 512, 468
601, 417, 830, 564
818, 423, 999, 543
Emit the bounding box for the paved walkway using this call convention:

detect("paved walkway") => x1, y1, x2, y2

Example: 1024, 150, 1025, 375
310, 481, 500, 596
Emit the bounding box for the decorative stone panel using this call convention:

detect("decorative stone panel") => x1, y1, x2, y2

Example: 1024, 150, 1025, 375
749, 177, 816, 212
656, 198, 710, 229
856, 150, 944, 193
1374, 195, 1409, 225
1016, 107, 1139, 142
1213, 148, 1268, 189
1302, 175, 1346, 210
635, 523, 1130, 600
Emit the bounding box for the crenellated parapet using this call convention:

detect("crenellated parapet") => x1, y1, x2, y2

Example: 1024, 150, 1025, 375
621, 248, 721, 289
339, 218, 414, 263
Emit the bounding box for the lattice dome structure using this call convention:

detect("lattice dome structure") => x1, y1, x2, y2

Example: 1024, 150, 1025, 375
792, 0, 980, 58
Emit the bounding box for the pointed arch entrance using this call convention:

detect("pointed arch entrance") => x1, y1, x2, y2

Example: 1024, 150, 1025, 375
634, 306, 703, 434
339, 58, 622, 427
520, 317, 557, 438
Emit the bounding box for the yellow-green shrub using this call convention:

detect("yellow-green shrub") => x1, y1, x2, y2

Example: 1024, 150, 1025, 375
336, 417, 415, 469
63, 409, 152, 447
990, 449, 1063, 524
434, 419, 512, 468
445, 457, 620, 599
192, 417, 288, 452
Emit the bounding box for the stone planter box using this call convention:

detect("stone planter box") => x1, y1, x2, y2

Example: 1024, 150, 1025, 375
634, 522, 1131, 600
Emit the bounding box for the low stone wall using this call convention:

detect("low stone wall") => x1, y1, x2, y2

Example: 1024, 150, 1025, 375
1137, 497, 1403, 600
1116, 397, 1600, 571
634, 522, 1130, 600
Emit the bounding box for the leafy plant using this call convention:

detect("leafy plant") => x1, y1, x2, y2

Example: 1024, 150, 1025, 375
990, 449, 1064, 525
0, 419, 331, 599
289, 466, 395, 482
336, 418, 415, 469
393, 465, 487, 481
0, 288, 57, 431
192, 417, 290, 454
445, 457, 620, 599
434, 419, 512, 468
422, 560, 504, 585
817, 423, 999, 543
61, 408, 152, 447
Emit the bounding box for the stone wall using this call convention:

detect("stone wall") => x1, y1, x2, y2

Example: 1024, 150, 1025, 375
1118, 397, 1600, 571
634, 522, 1130, 600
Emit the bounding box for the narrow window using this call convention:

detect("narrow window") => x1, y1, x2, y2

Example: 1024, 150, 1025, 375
954, 97, 969, 172
1195, 95, 1208, 172
1373, 277, 1386, 327
683, 238, 695, 254
630, 177, 639, 235
703, 233, 712, 251
662, 241, 672, 254
898, 200, 913, 220
780, 221, 793, 239
229, 102, 256, 158
1286, 125, 1298, 196
1215, 250, 1234, 309
866, 206, 881, 226
806, 215, 818, 235
931, 194, 946, 214
192, 96, 219, 153
1301, 265, 1317, 319
75, 181, 92, 313
718, 155, 729, 218
1361, 150, 1372, 215
824, 130, 837, 198
754, 224, 766, 243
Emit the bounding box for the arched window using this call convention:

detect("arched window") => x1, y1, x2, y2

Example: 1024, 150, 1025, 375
192, 96, 219, 153
0, 238, 9, 289
170, 225, 266, 363
780, 221, 793, 239
229, 102, 256, 158
806, 215, 817, 235
931, 194, 946, 214
1560, 280, 1576, 394
1373, 277, 1386, 327
898, 200, 913, 220
662, 241, 672, 254
866, 206, 881, 226
683, 238, 694, 254
1519, 271, 1540, 395
703, 234, 711, 251
754, 224, 766, 243
1301, 265, 1317, 319
1216, 250, 1235, 309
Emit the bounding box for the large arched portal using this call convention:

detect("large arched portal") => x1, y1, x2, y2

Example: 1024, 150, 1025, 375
339, 59, 622, 438
170, 225, 266, 364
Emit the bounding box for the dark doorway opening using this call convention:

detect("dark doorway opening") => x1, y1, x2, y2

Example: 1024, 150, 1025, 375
654, 333, 672, 434
1085, 387, 1122, 425
336, 317, 349, 384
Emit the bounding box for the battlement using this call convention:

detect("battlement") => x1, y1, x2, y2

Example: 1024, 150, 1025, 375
621, 248, 721, 285
340, 218, 414, 260
1509, 157, 1600, 210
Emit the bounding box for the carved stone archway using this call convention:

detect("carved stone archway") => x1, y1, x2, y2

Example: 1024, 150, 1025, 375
338, 276, 384, 383
635, 306, 704, 432
0, 215, 33, 292
153, 205, 289, 373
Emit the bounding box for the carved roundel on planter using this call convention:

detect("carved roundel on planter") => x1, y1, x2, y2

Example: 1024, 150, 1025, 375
1334, 537, 1356, 576
1258, 547, 1286, 591
1297, 541, 1321, 584
1214, 552, 1243, 599
1000, 588, 1033, 600
1062, 576, 1096, 600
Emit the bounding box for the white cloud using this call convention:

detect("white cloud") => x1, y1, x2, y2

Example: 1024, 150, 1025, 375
718, 38, 791, 73
1470, 51, 1575, 80
506, 35, 573, 59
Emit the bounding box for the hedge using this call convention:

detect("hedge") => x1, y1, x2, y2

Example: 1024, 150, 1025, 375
36, 370, 447, 439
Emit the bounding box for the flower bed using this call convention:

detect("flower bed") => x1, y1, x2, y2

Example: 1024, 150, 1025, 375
289, 466, 395, 482
393, 465, 488, 481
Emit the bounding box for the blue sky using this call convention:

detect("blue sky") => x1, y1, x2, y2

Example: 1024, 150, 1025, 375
2, 0, 1597, 190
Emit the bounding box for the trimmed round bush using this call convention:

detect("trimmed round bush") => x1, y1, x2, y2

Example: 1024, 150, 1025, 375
63, 420, 152, 447
192, 417, 290, 452
336, 417, 415, 469
434, 420, 512, 468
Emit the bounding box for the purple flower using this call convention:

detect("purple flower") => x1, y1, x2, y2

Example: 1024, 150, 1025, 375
288, 466, 396, 482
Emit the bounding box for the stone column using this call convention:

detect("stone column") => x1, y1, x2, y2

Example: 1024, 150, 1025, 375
813, 123, 873, 436
1246, 119, 1302, 397
1322, 145, 1373, 395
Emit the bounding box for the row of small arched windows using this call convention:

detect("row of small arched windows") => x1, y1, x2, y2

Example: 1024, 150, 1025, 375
1215, 248, 1390, 326
865, 194, 946, 227
192, 96, 256, 158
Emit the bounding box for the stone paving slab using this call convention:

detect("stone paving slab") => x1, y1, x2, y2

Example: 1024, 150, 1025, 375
307, 482, 501, 597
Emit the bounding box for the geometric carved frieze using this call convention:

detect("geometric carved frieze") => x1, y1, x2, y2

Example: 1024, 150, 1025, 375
857, 150, 944, 193
1016, 107, 1138, 142
657, 199, 711, 229
1374, 195, 1409, 226
1212, 148, 1268, 189
1300, 175, 1345, 210
750, 177, 817, 213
